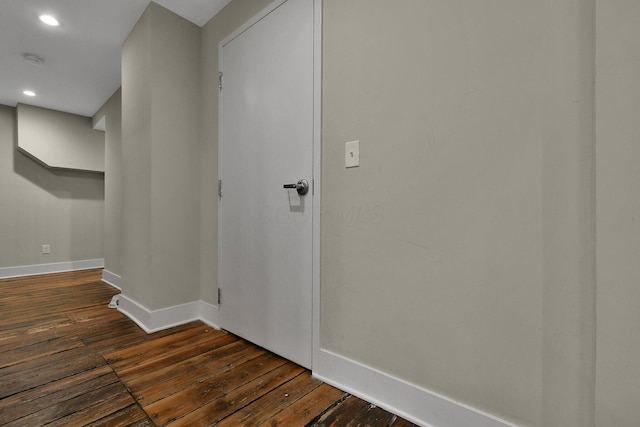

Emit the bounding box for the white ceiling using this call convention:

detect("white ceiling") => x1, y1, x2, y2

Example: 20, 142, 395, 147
0, 0, 231, 117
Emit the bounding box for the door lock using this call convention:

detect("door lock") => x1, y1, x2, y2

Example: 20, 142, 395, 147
283, 179, 309, 196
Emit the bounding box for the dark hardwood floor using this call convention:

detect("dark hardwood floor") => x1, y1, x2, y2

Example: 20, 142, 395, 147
0, 269, 416, 426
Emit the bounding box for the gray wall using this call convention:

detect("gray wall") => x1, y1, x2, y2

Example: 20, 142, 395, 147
16, 104, 105, 172
121, 3, 201, 309
321, 1, 595, 425
595, 0, 640, 425
101, 0, 640, 425
102, 89, 122, 280
0, 104, 104, 269
121, 6, 152, 303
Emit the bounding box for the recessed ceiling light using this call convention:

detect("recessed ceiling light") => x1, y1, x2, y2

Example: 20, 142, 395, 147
23, 90, 36, 97
39, 15, 59, 26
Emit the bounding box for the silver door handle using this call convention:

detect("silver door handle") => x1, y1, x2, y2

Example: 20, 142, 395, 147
283, 179, 309, 196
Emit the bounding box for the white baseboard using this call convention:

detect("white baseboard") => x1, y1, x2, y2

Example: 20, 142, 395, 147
113, 292, 511, 427
117, 294, 220, 334
0, 259, 105, 279
101, 269, 122, 290
4, 263, 511, 426
197, 300, 221, 330
313, 349, 516, 427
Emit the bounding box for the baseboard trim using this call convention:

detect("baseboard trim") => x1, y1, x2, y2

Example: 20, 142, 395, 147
5, 264, 511, 426
101, 270, 122, 290
313, 349, 516, 427
0, 259, 105, 279
113, 293, 512, 427
117, 294, 220, 334
197, 300, 221, 330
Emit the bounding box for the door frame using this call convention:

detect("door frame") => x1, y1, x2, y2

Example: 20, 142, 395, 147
217, 0, 322, 369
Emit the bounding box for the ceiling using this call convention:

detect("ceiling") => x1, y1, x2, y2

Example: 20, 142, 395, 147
0, 0, 231, 118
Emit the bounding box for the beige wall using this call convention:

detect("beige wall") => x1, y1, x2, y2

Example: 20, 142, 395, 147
0, 104, 104, 268
94, 0, 639, 425
121, 3, 201, 309
102, 89, 122, 278
121, 7, 153, 303
595, 0, 640, 425
321, 1, 595, 426
199, 0, 275, 304
16, 104, 105, 172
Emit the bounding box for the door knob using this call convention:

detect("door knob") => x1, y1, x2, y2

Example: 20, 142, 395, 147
283, 179, 309, 196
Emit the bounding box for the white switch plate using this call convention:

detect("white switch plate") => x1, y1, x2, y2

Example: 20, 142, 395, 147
42, 244, 50, 254
345, 140, 359, 168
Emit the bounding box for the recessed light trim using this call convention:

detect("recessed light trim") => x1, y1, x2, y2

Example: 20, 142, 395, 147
39, 15, 59, 26
23, 90, 36, 97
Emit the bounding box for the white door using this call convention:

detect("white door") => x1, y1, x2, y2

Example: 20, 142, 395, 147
218, 0, 315, 368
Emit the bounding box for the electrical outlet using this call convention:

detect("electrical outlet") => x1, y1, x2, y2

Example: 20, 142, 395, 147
42, 244, 50, 254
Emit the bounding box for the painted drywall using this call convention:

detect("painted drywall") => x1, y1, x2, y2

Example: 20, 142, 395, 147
595, 1, 640, 425
16, 104, 105, 172
121, 3, 201, 310
105, 0, 638, 425
0, 104, 104, 268
100, 89, 123, 280
121, 7, 152, 303
321, 1, 595, 426
199, 0, 274, 304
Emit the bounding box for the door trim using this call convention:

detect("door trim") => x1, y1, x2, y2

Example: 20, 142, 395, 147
311, 0, 322, 373
217, 0, 322, 369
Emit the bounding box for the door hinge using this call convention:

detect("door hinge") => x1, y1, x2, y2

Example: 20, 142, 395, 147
218, 179, 222, 199
218, 288, 222, 305
218, 71, 223, 90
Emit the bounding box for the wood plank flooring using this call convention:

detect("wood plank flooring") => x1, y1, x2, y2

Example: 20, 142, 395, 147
0, 269, 416, 426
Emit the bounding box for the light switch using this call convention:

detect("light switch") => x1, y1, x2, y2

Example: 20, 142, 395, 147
345, 140, 359, 168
